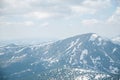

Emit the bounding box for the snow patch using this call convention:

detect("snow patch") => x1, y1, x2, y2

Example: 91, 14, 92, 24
75, 75, 90, 80
90, 56, 101, 65
103, 51, 114, 62
74, 68, 110, 80
30, 61, 40, 66
15, 48, 25, 54
77, 42, 82, 48
98, 37, 102, 42
72, 47, 76, 53
109, 66, 119, 74
69, 56, 73, 64
112, 48, 117, 53
66, 38, 79, 51
42, 57, 59, 64
8, 54, 27, 63
69, 51, 77, 64
66, 41, 74, 50
11, 69, 31, 75
89, 34, 98, 41
95, 74, 110, 79
97, 37, 103, 46
80, 49, 88, 60
0, 52, 4, 56
43, 51, 48, 54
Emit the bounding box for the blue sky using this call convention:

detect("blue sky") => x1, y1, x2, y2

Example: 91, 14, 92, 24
0, 0, 120, 40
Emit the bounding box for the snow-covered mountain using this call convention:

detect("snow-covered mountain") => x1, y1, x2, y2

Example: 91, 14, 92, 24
0, 33, 120, 80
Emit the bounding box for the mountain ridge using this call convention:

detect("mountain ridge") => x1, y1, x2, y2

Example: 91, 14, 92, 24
0, 33, 120, 80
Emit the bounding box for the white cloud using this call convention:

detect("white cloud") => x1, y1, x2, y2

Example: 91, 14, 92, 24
70, 0, 112, 16
0, 22, 12, 25
1, 0, 112, 20
70, 5, 96, 15
41, 22, 49, 27
3, 0, 30, 8
24, 21, 34, 26
0, 21, 34, 27
81, 19, 99, 26
0, 0, 119, 40
82, 0, 111, 9
107, 7, 120, 24
25, 11, 53, 19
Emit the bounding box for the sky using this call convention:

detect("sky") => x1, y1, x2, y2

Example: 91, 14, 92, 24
0, 0, 120, 41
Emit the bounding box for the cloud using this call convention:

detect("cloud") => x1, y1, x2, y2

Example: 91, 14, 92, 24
41, 22, 49, 27
82, 0, 111, 9
115, 0, 120, 6
0, 0, 119, 40
81, 19, 99, 26
70, 5, 96, 15
24, 11, 53, 19
0, 21, 34, 27
0, 21, 12, 26
69, 0, 112, 16
2, 0, 30, 8
24, 21, 34, 26
0, 0, 113, 20
107, 7, 120, 25
81, 5, 120, 27
0, 0, 71, 19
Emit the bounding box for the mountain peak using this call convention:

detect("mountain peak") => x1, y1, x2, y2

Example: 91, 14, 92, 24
84, 32, 97, 35
66, 33, 100, 42
89, 33, 99, 41
74, 33, 99, 38
83, 33, 99, 38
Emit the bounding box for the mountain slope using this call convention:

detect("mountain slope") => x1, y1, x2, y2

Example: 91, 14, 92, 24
0, 33, 120, 80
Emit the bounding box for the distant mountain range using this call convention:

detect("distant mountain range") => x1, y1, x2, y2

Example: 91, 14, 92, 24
0, 33, 120, 80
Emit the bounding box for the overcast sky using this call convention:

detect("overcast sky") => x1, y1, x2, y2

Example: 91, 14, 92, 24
0, 0, 120, 41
